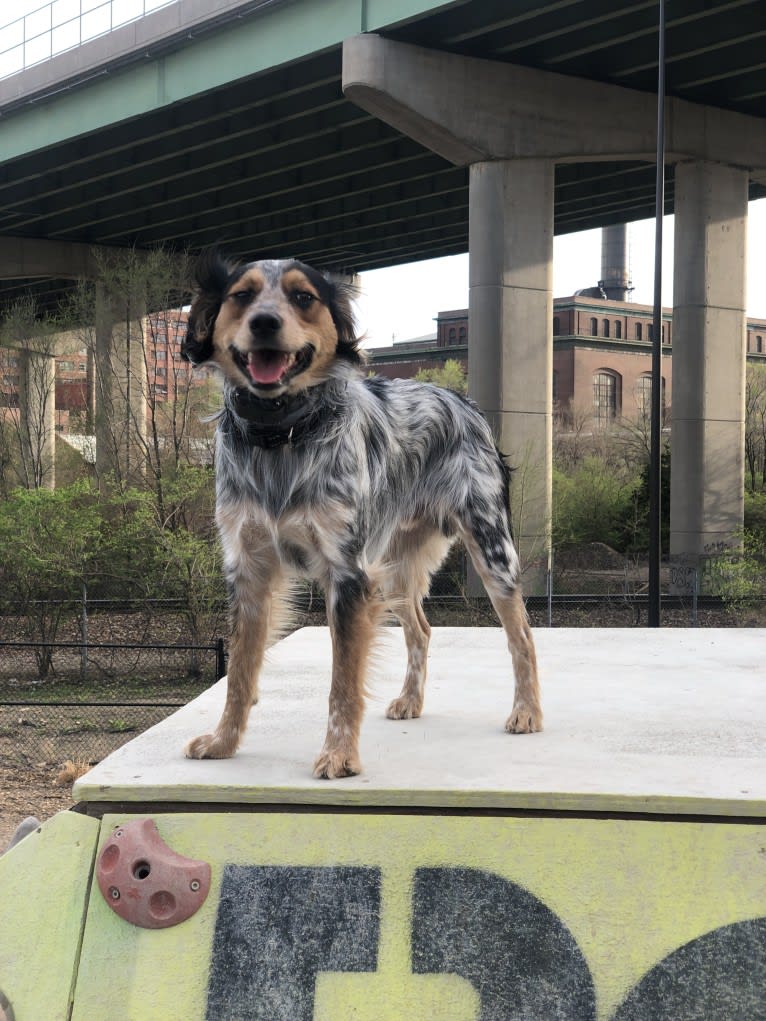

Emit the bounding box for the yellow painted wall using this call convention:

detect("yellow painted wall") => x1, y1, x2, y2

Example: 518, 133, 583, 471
67, 812, 766, 1020
0, 811, 100, 1020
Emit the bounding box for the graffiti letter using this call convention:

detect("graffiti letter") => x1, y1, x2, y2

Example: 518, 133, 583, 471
613, 918, 766, 1020
206, 865, 381, 1020
412, 867, 596, 1020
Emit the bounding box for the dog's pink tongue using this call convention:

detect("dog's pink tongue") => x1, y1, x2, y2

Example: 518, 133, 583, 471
247, 350, 291, 385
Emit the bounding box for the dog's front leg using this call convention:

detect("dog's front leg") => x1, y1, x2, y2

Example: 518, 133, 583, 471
185, 533, 281, 761
313, 572, 375, 779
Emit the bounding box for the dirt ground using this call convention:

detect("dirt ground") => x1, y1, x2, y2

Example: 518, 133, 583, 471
0, 764, 78, 850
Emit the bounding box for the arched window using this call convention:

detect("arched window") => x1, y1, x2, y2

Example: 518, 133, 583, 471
603, 319, 610, 338
590, 317, 598, 336
636, 373, 667, 425
448, 327, 457, 344
553, 317, 560, 336
647, 324, 654, 342
552, 369, 559, 405
757, 335, 764, 354
635, 322, 643, 341
593, 370, 620, 423
458, 326, 467, 343
636, 374, 652, 421
615, 321, 622, 339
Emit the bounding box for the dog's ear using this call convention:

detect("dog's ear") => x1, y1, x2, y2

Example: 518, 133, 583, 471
182, 248, 237, 364
326, 275, 363, 365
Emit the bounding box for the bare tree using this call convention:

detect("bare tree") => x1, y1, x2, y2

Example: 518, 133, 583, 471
66, 246, 217, 522
745, 363, 766, 492
0, 296, 61, 490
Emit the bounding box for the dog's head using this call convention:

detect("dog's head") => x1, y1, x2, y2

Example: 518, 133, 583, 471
182, 250, 362, 395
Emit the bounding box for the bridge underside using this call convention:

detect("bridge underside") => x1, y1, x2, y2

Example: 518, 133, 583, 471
1, 0, 764, 564
0, 0, 765, 310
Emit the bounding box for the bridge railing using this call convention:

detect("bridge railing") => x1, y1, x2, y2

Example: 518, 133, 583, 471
0, 0, 178, 80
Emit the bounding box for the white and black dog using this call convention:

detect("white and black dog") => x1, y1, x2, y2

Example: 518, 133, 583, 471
182, 251, 542, 778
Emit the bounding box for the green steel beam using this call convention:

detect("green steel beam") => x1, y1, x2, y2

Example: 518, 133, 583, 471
0, 0, 456, 163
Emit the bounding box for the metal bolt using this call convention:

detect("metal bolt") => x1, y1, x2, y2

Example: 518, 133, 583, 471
190, 879, 200, 892
109, 887, 120, 900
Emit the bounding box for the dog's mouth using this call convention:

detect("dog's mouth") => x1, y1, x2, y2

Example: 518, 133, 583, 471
233, 345, 314, 389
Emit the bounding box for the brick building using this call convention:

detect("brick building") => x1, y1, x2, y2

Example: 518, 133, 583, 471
0, 309, 191, 434
370, 296, 766, 425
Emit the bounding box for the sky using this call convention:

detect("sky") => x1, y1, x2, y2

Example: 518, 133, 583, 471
356, 199, 766, 348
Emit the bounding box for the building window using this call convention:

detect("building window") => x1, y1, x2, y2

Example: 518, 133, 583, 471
458, 326, 467, 343
590, 317, 598, 336
552, 369, 558, 405
603, 319, 610, 338
636, 374, 651, 421
593, 370, 619, 423
448, 327, 457, 345
636, 373, 666, 425
615, 321, 622, 339
553, 317, 560, 336
757, 335, 764, 353
635, 322, 643, 341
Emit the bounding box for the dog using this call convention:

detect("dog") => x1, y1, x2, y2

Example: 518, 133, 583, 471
182, 251, 542, 779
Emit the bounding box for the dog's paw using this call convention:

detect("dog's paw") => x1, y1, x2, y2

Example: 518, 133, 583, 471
184, 733, 236, 760
312, 748, 361, 780
505, 705, 544, 734
386, 696, 422, 721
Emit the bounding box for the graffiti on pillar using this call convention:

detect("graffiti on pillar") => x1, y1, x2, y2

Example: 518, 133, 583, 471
205, 864, 766, 1019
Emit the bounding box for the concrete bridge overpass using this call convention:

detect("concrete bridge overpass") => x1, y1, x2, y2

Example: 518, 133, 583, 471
2, 0, 765, 575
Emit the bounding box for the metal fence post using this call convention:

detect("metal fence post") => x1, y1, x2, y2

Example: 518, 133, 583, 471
215, 638, 227, 680
80, 583, 89, 679
547, 550, 553, 628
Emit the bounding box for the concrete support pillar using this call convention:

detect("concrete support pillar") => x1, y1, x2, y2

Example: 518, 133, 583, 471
670, 161, 748, 559
469, 159, 554, 592
18, 346, 56, 489
94, 282, 147, 484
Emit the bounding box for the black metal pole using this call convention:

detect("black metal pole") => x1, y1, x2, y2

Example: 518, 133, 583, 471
648, 0, 666, 627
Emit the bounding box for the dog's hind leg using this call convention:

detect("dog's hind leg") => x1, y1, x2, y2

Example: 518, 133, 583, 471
459, 527, 543, 735
186, 530, 282, 760
386, 596, 431, 720
383, 525, 450, 721
313, 571, 380, 779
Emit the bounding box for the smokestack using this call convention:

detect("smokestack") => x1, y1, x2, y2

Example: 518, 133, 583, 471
599, 224, 633, 302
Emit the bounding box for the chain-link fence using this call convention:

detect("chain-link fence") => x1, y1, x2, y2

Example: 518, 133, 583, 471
0, 634, 225, 765
1, 543, 762, 766
0, 577, 228, 766
422, 542, 765, 628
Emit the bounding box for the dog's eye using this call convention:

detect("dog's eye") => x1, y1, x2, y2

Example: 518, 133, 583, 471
229, 290, 253, 305
291, 291, 316, 310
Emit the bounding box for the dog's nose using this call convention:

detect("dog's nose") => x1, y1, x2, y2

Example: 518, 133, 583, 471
249, 310, 283, 336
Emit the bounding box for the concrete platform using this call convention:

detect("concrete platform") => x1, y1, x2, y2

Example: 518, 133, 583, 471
74, 627, 766, 817
4, 627, 764, 1020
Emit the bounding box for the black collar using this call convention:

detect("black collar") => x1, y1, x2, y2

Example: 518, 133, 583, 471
226, 383, 341, 449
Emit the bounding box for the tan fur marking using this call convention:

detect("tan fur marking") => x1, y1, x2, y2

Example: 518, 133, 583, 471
313, 586, 382, 779
209, 266, 339, 394
185, 524, 283, 760
460, 533, 543, 734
